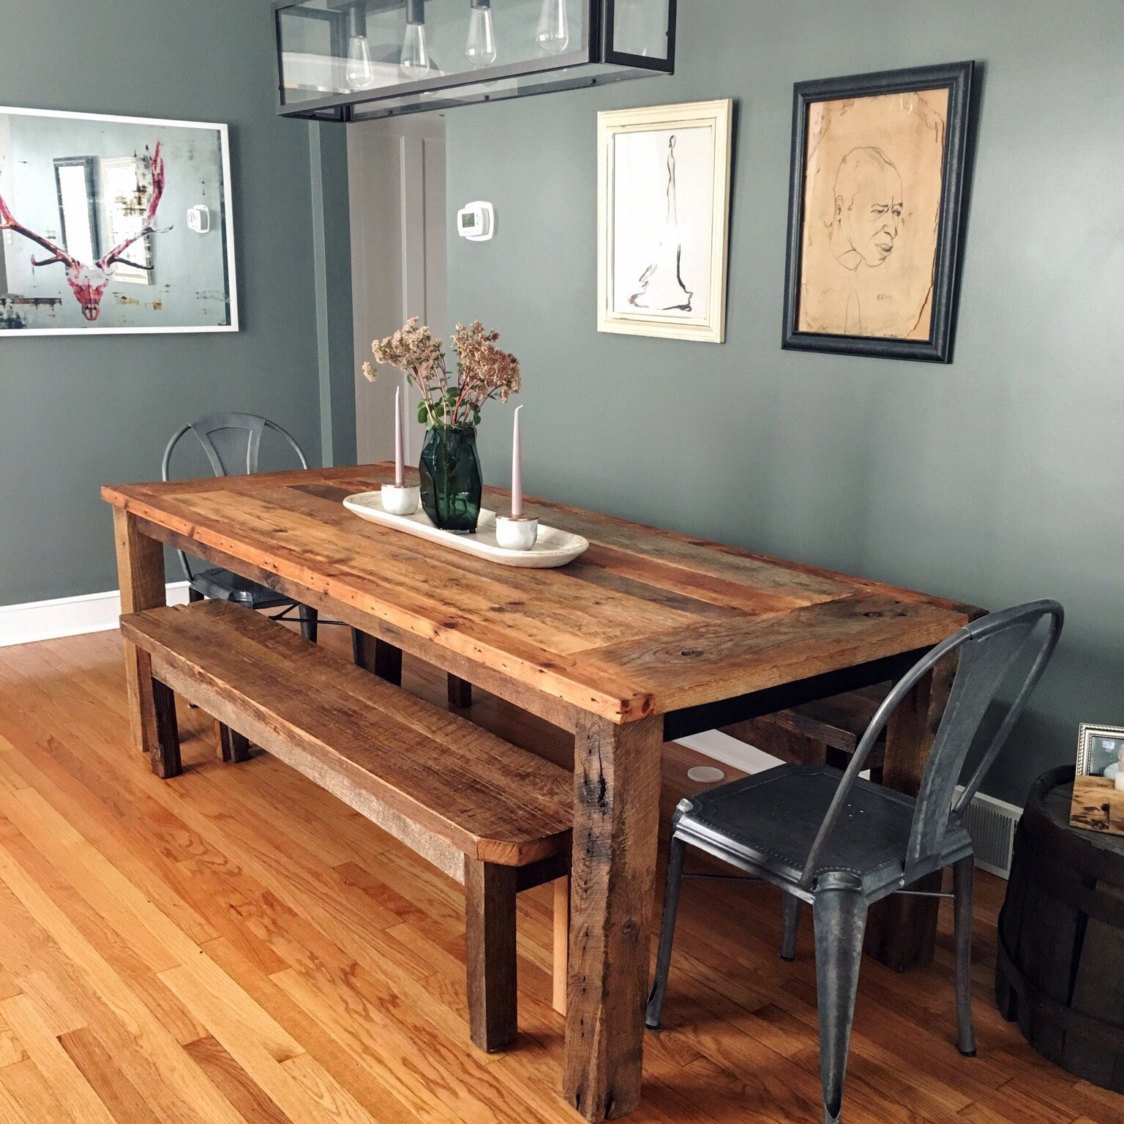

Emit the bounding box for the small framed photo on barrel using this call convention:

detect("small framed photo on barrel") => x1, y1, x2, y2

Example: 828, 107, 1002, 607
1070, 722, 1124, 836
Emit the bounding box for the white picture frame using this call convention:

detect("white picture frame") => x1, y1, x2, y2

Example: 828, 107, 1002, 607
0, 105, 238, 336
597, 99, 732, 344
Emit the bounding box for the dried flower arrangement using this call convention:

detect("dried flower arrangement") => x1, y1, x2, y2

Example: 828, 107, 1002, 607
363, 317, 520, 428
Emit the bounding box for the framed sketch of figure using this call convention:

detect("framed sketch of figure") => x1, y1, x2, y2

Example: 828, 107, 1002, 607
782, 62, 974, 362
598, 100, 732, 343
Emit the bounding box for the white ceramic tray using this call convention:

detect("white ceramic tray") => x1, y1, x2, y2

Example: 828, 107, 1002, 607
343, 491, 589, 569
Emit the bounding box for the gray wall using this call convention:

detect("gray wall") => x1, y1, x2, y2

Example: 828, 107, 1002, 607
447, 0, 1124, 803
0, 0, 353, 606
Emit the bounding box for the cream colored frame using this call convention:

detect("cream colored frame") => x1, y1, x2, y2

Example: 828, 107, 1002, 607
597, 99, 732, 344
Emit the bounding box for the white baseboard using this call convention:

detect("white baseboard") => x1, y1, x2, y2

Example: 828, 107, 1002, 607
0, 583, 191, 648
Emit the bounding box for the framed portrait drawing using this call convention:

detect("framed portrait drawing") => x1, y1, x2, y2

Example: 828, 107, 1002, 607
598, 99, 732, 344
0, 106, 238, 336
782, 61, 974, 363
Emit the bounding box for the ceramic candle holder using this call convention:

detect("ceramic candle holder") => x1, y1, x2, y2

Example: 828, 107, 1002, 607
495, 515, 538, 551
381, 483, 420, 516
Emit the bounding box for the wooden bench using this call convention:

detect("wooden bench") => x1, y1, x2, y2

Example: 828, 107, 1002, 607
719, 683, 891, 781
120, 599, 572, 1053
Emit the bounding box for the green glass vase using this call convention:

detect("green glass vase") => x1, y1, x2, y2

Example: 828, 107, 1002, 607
418, 425, 482, 534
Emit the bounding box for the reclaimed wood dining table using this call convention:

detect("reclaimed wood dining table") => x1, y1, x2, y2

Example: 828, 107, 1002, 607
102, 463, 979, 1122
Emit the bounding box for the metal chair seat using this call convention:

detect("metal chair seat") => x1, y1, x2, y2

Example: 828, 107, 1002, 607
677, 764, 973, 899
186, 566, 294, 610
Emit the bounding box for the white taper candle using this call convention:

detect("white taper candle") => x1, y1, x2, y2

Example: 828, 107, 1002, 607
511, 404, 524, 519
394, 384, 404, 487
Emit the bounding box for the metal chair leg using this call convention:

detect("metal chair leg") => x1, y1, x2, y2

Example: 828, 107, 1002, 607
645, 835, 687, 1029
813, 874, 867, 1124
300, 605, 318, 643
953, 856, 977, 1056
780, 893, 801, 961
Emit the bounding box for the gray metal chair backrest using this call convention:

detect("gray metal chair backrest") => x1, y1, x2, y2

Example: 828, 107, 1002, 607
161, 412, 307, 481
161, 412, 308, 582
798, 600, 1063, 890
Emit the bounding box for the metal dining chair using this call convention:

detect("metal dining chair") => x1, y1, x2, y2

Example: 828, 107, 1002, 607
645, 599, 1064, 1124
161, 412, 319, 641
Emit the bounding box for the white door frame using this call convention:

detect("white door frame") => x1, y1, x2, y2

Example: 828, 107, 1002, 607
348, 113, 447, 466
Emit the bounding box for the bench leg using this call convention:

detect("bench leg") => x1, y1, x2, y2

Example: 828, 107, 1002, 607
464, 860, 517, 1052
553, 876, 569, 1016
217, 721, 252, 764
137, 651, 181, 779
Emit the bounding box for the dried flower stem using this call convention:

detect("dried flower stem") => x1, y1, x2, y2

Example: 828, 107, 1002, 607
364, 316, 520, 429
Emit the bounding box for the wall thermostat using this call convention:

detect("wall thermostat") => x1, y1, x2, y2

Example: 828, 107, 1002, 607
186, 204, 211, 234
456, 200, 494, 242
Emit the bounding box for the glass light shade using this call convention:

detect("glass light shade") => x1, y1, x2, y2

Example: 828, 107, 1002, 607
400, 21, 430, 79
535, 0, 570, 55
345, 34, 376, 89
464, 2, 497, 67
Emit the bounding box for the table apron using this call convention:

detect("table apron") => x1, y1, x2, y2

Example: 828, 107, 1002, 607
662, 647, 928, 741
135, 515, 584, 733
136, 513, 932, 745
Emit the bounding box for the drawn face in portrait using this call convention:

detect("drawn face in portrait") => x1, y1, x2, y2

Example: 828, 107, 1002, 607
832, 148, 903, 271
796, 87, 949, 341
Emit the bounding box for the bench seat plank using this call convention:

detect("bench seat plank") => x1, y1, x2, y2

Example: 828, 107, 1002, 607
121, 601, 572, 873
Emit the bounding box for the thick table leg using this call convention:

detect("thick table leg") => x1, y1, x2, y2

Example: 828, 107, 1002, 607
112, 508, 167, 755
351, 631, 403, 685
448, 675, 473, 708
217, 721, 252, 764
864, 658, 955, 970
564, 715, 663, 1122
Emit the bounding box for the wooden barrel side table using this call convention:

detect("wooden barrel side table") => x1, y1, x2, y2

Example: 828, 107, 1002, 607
996, 764, 1124, 1091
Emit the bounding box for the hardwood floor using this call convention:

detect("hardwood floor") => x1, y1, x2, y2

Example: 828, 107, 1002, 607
0, 626, 1118, 1123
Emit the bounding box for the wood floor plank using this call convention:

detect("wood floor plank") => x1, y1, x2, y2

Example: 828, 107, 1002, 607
0, 838, 245, 1124
57, 1026, 162, 1124
0, 1012, 27, 1070
158, 964, 361, 1124
202, 935, 428, 1123
183, 1034, 293, 1124
0, 995, 115, 1124
0, 1057, 75, 1123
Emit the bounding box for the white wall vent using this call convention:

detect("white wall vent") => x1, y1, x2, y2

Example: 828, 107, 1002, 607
955, 787, 1023, 879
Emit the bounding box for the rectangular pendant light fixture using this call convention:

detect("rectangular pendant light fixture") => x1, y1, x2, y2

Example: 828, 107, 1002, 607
273, 0, 676, 121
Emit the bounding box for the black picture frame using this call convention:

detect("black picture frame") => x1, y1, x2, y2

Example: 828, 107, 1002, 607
782, 60, 975, 363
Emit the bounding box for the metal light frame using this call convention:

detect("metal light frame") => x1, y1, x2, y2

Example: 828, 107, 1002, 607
272, 0, 677, 121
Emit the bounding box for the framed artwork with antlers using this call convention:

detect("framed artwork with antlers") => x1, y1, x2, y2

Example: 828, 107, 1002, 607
0, 106, 238, 335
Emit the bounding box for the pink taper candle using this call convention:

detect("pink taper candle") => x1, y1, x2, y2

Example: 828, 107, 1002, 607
394, 385, 404, 487
511, 405, 524, 519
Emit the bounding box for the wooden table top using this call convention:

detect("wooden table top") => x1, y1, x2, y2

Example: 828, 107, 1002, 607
102, 464, 978, 724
